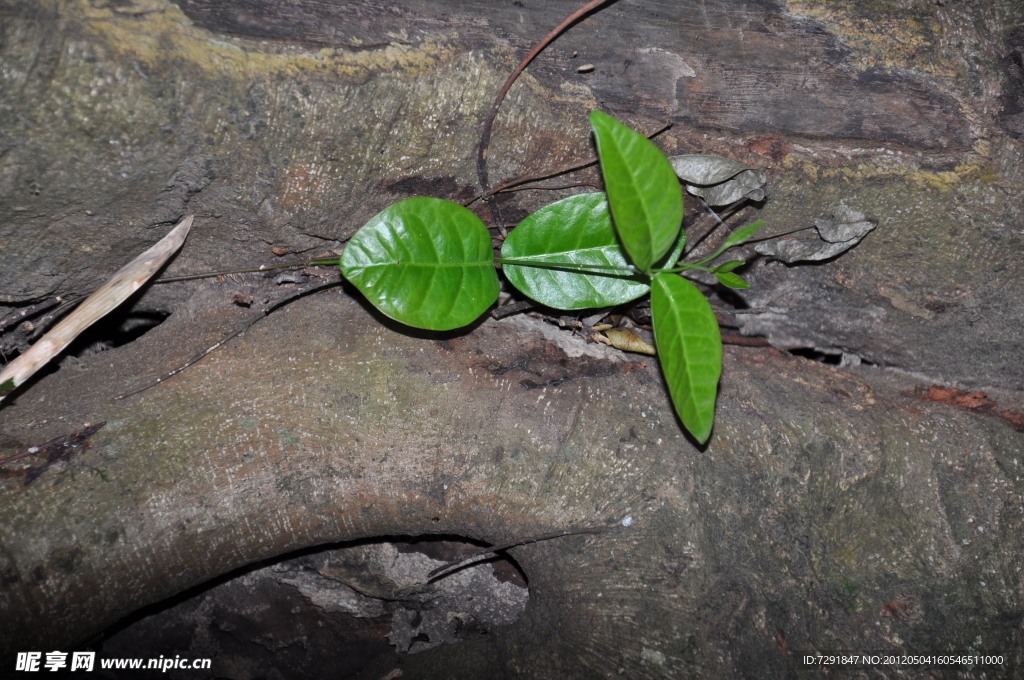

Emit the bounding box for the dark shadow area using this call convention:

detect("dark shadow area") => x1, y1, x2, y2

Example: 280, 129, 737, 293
77, 535, 529, 679
789, 347, 842, 365
0, 304, 170, 413
65, 310, 170, 358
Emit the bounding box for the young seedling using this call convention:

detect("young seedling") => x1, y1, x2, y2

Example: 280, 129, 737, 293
339, 112, 763, 444
0, 0, 762, 445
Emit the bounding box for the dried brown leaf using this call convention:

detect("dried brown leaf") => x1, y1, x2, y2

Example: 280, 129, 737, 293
603, 328, 656, 355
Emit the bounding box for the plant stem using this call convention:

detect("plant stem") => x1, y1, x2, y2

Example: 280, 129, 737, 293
744, 225, 815, 243
682, 199, 747, 259
493, 257, 638, 274
153, 258, 339, 283
425, 525, 608, 582
465, 124, 671, 208
499, 182, 599, 194
476, 0, 618, 233
650, 264, 713, 274
115, 277, 341, 400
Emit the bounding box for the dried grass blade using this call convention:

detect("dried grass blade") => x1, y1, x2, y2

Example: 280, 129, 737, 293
0, 215, 193, 401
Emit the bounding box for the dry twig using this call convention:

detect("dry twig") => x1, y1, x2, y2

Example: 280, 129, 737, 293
475, 0, 617, 234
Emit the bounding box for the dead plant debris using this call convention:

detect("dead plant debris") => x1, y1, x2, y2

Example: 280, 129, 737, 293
915, 385, 1024, 432
0, 422, 106, 485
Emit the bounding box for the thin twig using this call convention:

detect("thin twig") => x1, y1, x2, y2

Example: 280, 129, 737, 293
491, 299, 535, 319
476, 0, 617, 234
744, 225, 815, 244
682, 198, 748, 259
153, 259, 339, 284
425, 525, 607, 582
695, 196, 723, 225
466, 161, 596, 207
115, 277, 341, 400
500, 182, 599, 194
494, 257, 635, 273
29, 297, 86, 341
113, 326, 249, 401
465, 123, 671, 208
712, 307, 767, 315
720, 334, 771, 347
0, 298, 62, 334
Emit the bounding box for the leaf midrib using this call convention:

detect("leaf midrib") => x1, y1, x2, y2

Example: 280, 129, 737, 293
664, 311, 717, 394
617, 134, 658, 263
349, 261, 493, 269
503, 245, 624, 262
655, 277, 718, 419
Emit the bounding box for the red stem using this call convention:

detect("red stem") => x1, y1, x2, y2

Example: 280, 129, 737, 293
476, 0, 616, 231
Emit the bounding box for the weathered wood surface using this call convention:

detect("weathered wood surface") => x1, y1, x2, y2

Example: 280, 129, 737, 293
1, 0, 1023, 677
2, 0, 1021, 388
4, 291, 1023, 677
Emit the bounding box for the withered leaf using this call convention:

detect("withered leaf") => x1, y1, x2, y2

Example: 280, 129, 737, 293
669, 155, 766, 206
755, 203, 875, 263
603, 328, 656, 355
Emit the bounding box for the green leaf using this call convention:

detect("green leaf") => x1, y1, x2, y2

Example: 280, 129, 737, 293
340, 197, 500, 331
0, 378, 14, 396
693, 220, 764, 266
501, 193, 649, 310
656, 225, 687, 270
651, 273, 722, 444
714, 272, 749, 289
590, 111, 683, 273
712, 260, 745, 273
